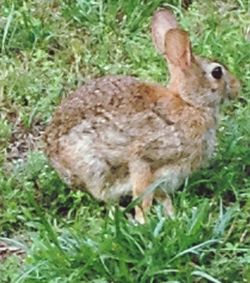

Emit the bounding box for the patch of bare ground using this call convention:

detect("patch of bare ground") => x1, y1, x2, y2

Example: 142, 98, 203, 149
3, 109, 46, 171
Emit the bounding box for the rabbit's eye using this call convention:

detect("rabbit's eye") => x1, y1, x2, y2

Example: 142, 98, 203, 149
211, 66, 223, 79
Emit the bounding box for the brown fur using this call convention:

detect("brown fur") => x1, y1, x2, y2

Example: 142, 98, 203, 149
44, 9, 240, 223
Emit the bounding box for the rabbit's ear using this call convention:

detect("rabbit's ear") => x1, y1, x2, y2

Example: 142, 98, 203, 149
151, 9, 178, 54
165, 29, 192, 70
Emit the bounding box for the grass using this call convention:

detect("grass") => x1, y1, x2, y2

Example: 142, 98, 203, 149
0, 0, 249, 282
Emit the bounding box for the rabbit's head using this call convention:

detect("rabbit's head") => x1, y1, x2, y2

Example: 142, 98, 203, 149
151, 9, 240, 108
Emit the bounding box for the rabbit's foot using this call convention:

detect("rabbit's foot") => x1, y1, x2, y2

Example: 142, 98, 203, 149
162, 195, 175, 218
135, 206, 146, 224
155, 192, 175, 218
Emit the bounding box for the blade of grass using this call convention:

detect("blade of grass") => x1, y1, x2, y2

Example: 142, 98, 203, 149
188, 199, 209, 235
2, 3, 14, 52
15, 261, 47, 283
192, 270, 222, 283
0, 237, 27, 251
213, 202, 238, 237
168, 239, 221, 264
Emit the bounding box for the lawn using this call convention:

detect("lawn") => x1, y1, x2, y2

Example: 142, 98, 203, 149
0, 0, 249, 282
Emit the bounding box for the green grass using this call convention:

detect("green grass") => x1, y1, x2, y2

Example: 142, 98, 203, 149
0, 0, 249, 282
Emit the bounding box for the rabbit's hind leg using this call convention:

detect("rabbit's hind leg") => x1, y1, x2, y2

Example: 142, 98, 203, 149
129, 159, 153, 224
153, 164, 190, 217
56, 134, 111, 202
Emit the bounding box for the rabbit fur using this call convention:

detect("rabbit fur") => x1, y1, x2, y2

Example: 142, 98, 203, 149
44, 9, 240, 223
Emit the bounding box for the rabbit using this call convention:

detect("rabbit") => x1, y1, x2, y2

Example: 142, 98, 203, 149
44, 9, 240, 224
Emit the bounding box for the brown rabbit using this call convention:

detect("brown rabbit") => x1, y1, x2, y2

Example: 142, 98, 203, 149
44, 9, 240, 223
